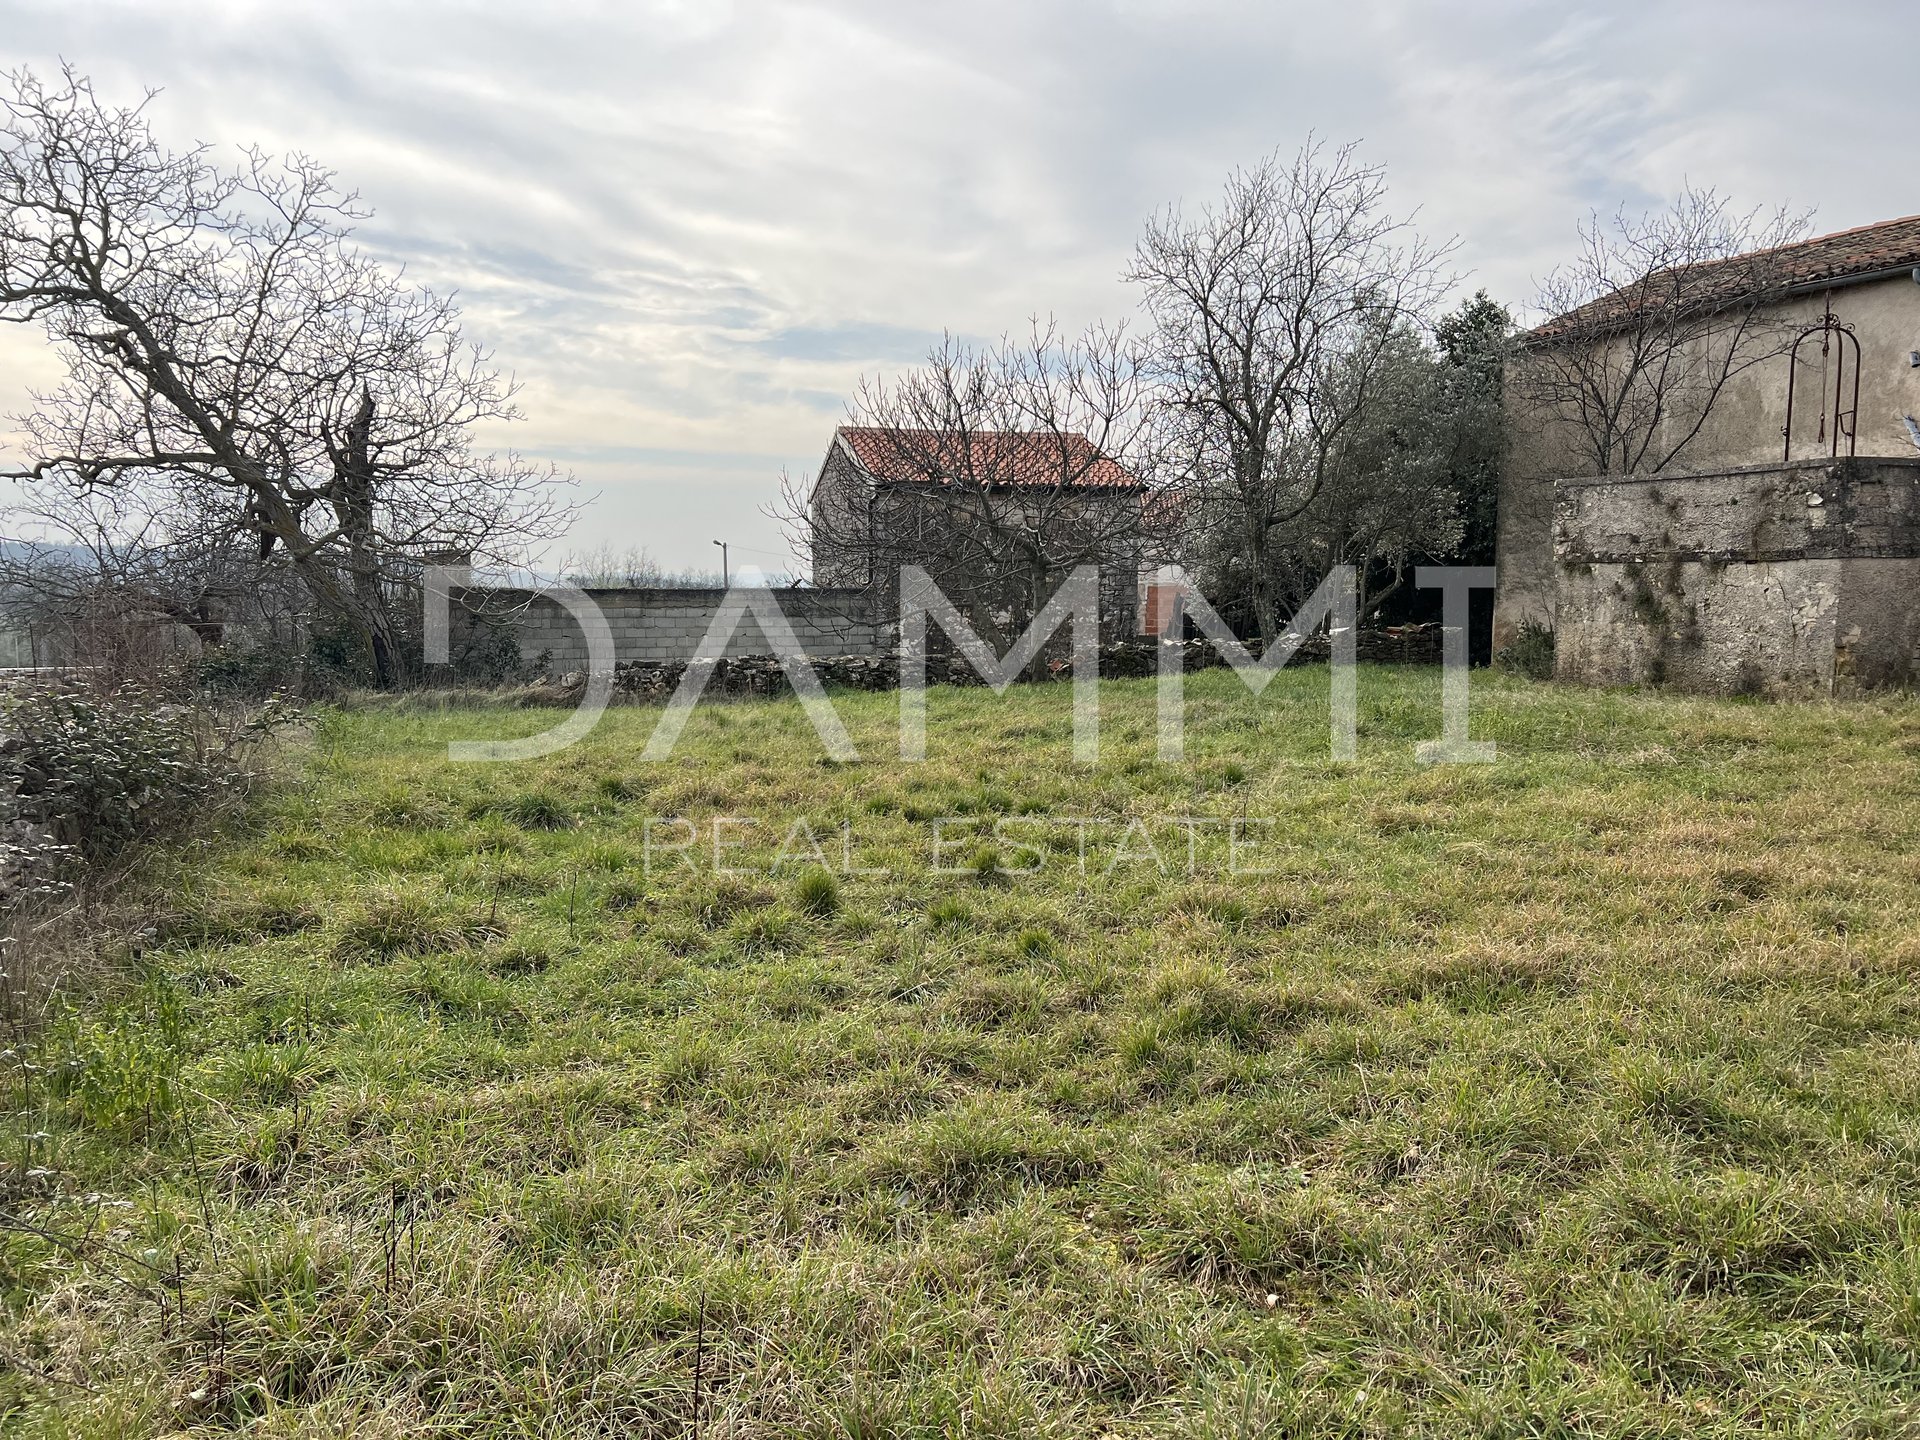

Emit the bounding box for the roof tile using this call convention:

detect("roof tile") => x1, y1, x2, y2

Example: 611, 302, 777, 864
1533, 214, 1920, 341
837, 426, 1138, 489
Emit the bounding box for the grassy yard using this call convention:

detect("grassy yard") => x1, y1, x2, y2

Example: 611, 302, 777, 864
4, 668, 1920, 1437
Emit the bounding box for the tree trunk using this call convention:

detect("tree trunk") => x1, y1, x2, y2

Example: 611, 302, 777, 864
1244, 507, 1280, 646
1023, 556, 1053, 682
336, 389, 406, 689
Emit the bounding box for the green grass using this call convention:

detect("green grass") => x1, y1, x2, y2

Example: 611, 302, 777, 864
4, 667, 1920, 1437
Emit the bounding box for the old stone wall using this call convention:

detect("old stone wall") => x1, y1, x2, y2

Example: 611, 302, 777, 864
514, 625, 1448, 706
1550, 456, 1920, 692
457, 570, 1458, 685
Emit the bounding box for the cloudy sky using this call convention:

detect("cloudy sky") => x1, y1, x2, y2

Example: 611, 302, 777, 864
1, 0, 1911, 572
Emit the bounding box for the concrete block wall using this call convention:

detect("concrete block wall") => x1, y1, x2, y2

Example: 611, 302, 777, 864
460, 587, 883, 674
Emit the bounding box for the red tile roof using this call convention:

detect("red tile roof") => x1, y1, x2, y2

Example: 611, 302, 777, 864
1531, 213, 1920, 343
836, 426, 1139, 489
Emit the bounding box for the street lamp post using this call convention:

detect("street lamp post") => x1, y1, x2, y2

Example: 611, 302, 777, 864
712, 539, 728, 586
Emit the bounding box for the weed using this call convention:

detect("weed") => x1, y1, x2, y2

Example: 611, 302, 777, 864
494, 788, 575, 831
1495, 619, 1556, 680
1015, 927, 1054, 958
332, 888, 494, 961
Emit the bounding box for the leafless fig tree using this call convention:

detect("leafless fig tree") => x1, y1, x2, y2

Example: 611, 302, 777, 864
0, 67, 571, 686
1128, 140, 1452, 643
777, 320, 1167, 668
1513, 186, 1810, 476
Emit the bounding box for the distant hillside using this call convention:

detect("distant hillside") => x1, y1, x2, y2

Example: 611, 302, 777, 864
0, 539, 91, 610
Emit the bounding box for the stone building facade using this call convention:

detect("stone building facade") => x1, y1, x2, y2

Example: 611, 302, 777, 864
809, 425, 1158, 643
1495, 215, 1920, 693
1552, 457, 1920, 692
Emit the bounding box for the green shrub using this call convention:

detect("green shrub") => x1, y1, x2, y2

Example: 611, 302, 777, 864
304, 615, 381, 689
1495, 620, 1556, 681
54, 1022, 181, 1136
447, 614, 532, 686
0, 683, 286, 880
203, 607, 524, 697
198, 643, 304, 698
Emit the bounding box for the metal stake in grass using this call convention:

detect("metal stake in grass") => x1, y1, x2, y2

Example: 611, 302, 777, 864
691, 1292, 707, 1440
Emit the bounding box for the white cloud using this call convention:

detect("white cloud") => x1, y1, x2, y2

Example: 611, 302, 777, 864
2, 0, 1913, 565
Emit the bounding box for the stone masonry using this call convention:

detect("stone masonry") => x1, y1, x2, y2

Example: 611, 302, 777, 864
1551, 456, 1920, 694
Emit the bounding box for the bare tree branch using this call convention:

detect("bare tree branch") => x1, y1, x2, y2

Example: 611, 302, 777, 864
773, 320, 1167, 669
1126, 138, 1453, 642
1512, 187, 1811, 477
0, 65, 574, 685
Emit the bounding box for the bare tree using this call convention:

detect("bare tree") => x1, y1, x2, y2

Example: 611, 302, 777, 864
1512, 186, 1810, 476
0, 471, 270, 668
777, 321, 1163, 666
557, 544, 745, 589
0, 67, 571, 687
1128, 140, 1452, 643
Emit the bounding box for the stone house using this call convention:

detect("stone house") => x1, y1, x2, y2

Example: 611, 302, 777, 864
808, 425, 1168, 643
1494, 215, 1920, 693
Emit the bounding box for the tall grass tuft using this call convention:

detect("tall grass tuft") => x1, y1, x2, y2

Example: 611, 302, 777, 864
793, 867, 839, 917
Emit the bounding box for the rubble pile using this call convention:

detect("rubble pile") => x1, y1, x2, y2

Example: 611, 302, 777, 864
535, 624, 1442, 703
